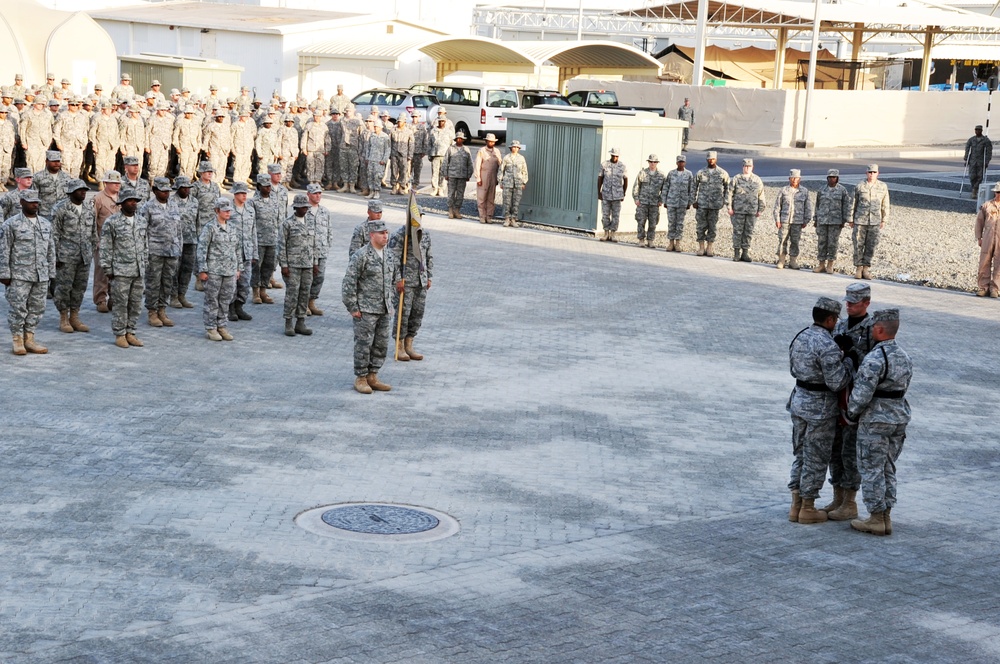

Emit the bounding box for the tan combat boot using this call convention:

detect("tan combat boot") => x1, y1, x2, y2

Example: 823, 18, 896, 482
854, 265, 864, 279
218, 328, 234, 341
125, 333, 143, 347
11, 335, 26, 356
308, 299, 324, 316
252, 287, 262, 304
269, 277, 283, 290
788, 256, 799, 270
404, 336, 423, 360
392, 184, 401, 195
348, 183, 357, 194
851, 511, 886, 536
788, 490, 801, 522
69, 310, 89, 332
813, 261, 826, 273
366, 373, 392, 391
148, 310, 163, 327
157, 308, 174, 327
354, 375, 373, 394
776, 253, 786, 269
705, 242, 715, 257
169, 295, 183, 308
115, 335, 130, 348
828, 490, 858, 521
820, 486, 844, 513
396, 340, 410, 361
59, 310, 74, 333
178, 294, 194, 308
259, 288, 273, 304
862, 267, 872, 279
673, 240, 682, 252
884, 507, 892, 535
23, 332, 48, 354
696, 241, 706, 256
797, 497, 828, 524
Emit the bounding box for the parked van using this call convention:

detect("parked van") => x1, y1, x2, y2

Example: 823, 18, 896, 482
410, 82, 519, 141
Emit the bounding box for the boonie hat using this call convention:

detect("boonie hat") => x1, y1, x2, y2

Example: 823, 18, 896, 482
102, 170, 122, 183
647, 154, 659, 162
609, 147, 620, 156
485, 133, 497, 142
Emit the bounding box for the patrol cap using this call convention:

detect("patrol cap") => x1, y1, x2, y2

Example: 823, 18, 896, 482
410, 111, 420, 118
827, 169, 840, 177
156, 102, 170, 111
706, 150, 718, 159
609, 147, 620, 156
647, 154, 659, 162
976, 124, 984, 130
230, 182, 249, 194
380, 109, 389, 117
46, 150, 61, 161
174, 175, 192, 189
331, 109, 341, 116
261, 116, 273, 124
117, 188, 142, 204
123, 155, 140, 166
181, 86, 191, 93
436, 116, 446, 123
872, 308, 900, 323
239, 109, 251, 117
197, 160, 214, 173
367, 200, 383, 213
306, 183, 323, 194
102, 170, 122, 183
844, 282, 871, 303
814, 296, 841, 316
676, 154, 686, 162
14, 74, 22, 81
789, 168, 801, 178
0, 108, 7, 114
437, 108, 447, 115
743, 158, 754, 166
292, 193, 310, 208
368, 219, 388, 233
867, 164, 879, 172
267, 163, 283, 174
94, 83, 103, 91
256, 173, 272, 186
241, 85, 250, 92
19, 189, 40, 203
152, 176, 172, 192
282, 114, 294, 122
215, 198, 233, 212
209, 84, 218, 91
65, 178, 88, 194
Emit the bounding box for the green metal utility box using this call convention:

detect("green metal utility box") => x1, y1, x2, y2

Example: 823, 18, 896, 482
118, 53, 244, 99
504, 108, 688, 232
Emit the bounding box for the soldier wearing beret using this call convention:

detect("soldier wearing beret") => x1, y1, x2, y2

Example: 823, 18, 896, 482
100, 188, 148, 348
197, 197, 240, 341
1, 189, 56, 355
51, 179, 97, 335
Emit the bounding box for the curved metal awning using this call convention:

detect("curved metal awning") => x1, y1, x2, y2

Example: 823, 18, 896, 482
518, 40, 662, 77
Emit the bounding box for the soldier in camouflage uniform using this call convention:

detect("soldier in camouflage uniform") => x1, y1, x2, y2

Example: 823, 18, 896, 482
388, 216, 432, 361
278, 114, 299, 186
33, 150, 71, 219
786, 296, 853, 525
228, 182, 258, 322
1, 190, 55, 355
964, 124, 992, 199
821, 282, 875, 523
773, 169, 813, 270
301, 109, 330, 186
172, 108, 201, 180
255, 117, 281, 178
197, 198, 240, 341
54, 100, 88, 180
250, 174, 281, 305
342, 218, 402, 394
304, 184, 331, 315
442, 131, 473, 219
202, 111, 233, 182
364, 118, 390, 199
51, 179, 96, 334
851, 164, 890, 280
230, 111, 257, 186
845, 308, 911, 536
337, 105, 363, 193
19, 99, 53, 175
118, 105, 146, 162
169, 176, 199, 309
139, 177, 182, 328
662, 154, 693, 252
692, 150, 730, 257
279, 194, 316, 336
122, 156, 150, 201
350, 200, 382, 257
90, 102, 121, 188
813, 168, 852, 274
110, 74, 135, 103
188, 161, 222, 293
410, 112, 427, 189
145, 103, 174, 180
0, 168, 34, 221
597, 148, 627, 242
499, 140, 528, 228
728, 158, 765, 262
632, 154, 665, 248
100, 189, 148, 348
428, 117, 453, 197
390, 113, 414, 195
324, 109, 342, 190
0, 108, 14, 184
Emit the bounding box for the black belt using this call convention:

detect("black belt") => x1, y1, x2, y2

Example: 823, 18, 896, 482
796, 380, 831, 392
874, 390, 905, 399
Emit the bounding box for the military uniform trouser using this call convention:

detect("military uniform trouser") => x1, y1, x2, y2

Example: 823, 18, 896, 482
209, 153, 228, 181
695, 207, 721, 242
477, 181, 498, 221
282, 158, 296, 186
144, 255, 178, 311
353, 310, 391, 376
54, 258, 90, 313
340, 147, 359, 187
95, 149, 116, 182
731, 213, 757, 250
969, 163, 986, 194
777, 222, 804, 257
173, 244, 197, 297
306, 152, 325, 183
325, 147, 341, 185
430, 157, 444, 189
816, 224, 843, 261
977, 238, 1000, 291
828, 421, 862, 491
309, 257, 327, 301
0, 153, 12, 182
601, 199, 622, 232
788, 414, 838, 500
234, 259, 252, 305
393, 284, 427, 340
202, 273, 236, 331
502, 186, 523, 221
852, 223, 880, 267
666, 206, 687, 240
411, 154, 425, 186
635, 203, 660, 241
178, 151, 198, 180
92, 248, 109, 306
6, 279, 47, 335
26, 148, 46, 175
147, 148, 170, 179
252, 245, 277, 289
282, 267, 313, 320
63, 149, 85, 181
391, 154, 410, 187
857, 421, 906, 514
447, 178, 466, 212
367, 162, 384, 195
232, 151, 252, 184
681, 127, 689, 149
110, 275, 143, 337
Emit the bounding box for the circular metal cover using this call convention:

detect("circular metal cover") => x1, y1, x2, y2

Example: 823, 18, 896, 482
295, 502, 460, 543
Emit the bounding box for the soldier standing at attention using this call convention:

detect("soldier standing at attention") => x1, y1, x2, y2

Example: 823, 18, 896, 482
388, 214, 433, 362
279, 194, 317, 337
350, 200, 382, 257
845, 308, 912, 536
336, 105, 362, 194
250, 174, 281, 305
661, 154, 693, 252
0, 168, 34, 221
597, 148, 627, 243
0, 108, 14, 185
964, 124, 992, 199
410, 112, 428, 190
728, 158, 765, 262
92, 171, 121, 313
33, 150, 71, 220
1, 190, 55, 355
140, 177, 182, 329
342, 219, 402, 394
390, 113, 414, 195
51, 179, 96, 334
304, 184, 331, 316
228, 182, 257, 322
474, 133, 503, 224
631, 154, 665, 248
499, 140, 528, 228
364, 119, 390, 200
692, 150, 730, 257
172, 108, 201, 180
100, 189, 148, 348
442, 131, 473, 219
324, 109, 342, 190
677, 97, 694, 151
773, 169, 813, 270
145, 103, 174, 181
974, 181, 1000, 297
169, 176, 198, 309
197, 198, 239, 342
428, 116, 453, 197
812, 169, 852, 274
786, 296, 854, 525
851, 164, 890, 280
301, 108, 330, 188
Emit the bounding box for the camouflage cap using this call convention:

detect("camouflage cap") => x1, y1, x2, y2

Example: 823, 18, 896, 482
789, 169, 801, 178
367, 199, 382, 213
292, 193, 310, 208
19, 189, 40, 203
102, 170, 122, 183
368, 219, 388, 233
993, 182, 1000, 193
121, 73, 131, 80
306, 183, 323, 194
609, 147, 620, 156
397, 112, 408, 122
46, 150, 61, 161
485, 133, 497, 142
151, 79, 161, 86
647, 154, 659, 162
0, 107, 8, 114
48, 98, 60, 106
872, 308, 900, 323
814, 296, 841, 316
123, 155, 140, 166
65, 178, 88, 193
510, 140, 523, 150
152, 176, 172, 192
14, 168, 31, 179
867, 164, 879, 172
676, 154, 686, 162
454, 130, 466, 140
214, 197, 233, 211
94, 83, 103, 91
197, 160, 214, 173
230, 182, 249, 194
256, 173, 272, 186
743, 158, 754, 166
174, 175, 192, 189
844, 282, 871, 303
117, 188, 142, 204
282, 113, 294, 122
261, 116, 273, 124
267, 163, 283, 174
209, 84, 218, 91
156, 102, 170, 110
706, 150, 718, 159
827, 169, 840, 177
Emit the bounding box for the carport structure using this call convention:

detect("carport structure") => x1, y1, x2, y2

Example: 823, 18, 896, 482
622, 0, 1000, 92
298, 35, 661, 89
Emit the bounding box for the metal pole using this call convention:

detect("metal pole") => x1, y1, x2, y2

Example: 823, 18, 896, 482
577, 0, 584, 40
801, 0, 822, 147
692, 0, 709, 86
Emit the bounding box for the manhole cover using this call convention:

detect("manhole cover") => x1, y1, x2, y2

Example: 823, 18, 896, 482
295, 502, 459, 543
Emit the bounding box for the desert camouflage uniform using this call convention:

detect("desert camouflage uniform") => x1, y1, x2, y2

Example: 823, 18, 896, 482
278, 122, 298, 184
231, 202, 258, 306
145, 112, 174, 179
110, 83, 136, 102
852, 180, 890, 268
632, 167, 665, 242
411, 122, 428, 187
202, 121, 233, 179
54, 109, 88, 179
99, 209, 148, 337
342, 242, 400, 377
599, 159, 627, 232
662, 167, 694, 240
89, 113, 121, 180
0, 117, 15, 183
428, 124, 454, 191
1, 211, 56, 335
773, 184, 813, 259
814, 183, 852, 261
32, 168, 71, 218
172, 115, 201, 179
499, 151, 529, 223
279, 211, 316, 320
388, 224, 432, 341
19, 108, 53, 174
728, 171, 766, 250
338, 115, 363, 187
196, 218, 239, 331
301, 120, 330, 184
139, 196, 182, 312
325, 117, 342, 187
364, 130, 390, 196
118, 114, 146, 160
255, 125, 281, 175
230, 119, 257, 185
693, 165, 730, 242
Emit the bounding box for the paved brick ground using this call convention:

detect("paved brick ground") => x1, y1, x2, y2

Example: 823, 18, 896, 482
1, 191, 998, 663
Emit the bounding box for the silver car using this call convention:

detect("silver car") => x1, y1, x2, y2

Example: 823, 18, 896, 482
350, 88, 441, 125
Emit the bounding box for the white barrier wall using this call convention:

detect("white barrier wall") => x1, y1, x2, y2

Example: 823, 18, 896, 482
570, 79, 996, 148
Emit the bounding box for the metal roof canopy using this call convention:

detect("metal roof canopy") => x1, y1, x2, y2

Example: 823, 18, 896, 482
298, 36, 661, 87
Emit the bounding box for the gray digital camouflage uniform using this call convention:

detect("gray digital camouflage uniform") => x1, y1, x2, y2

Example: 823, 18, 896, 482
499, 151, 528, 224
99, 210, 148, 338
54, 110, 88, 179
1, 211, 56, 335
172, 191, 200, 300
339, 115, 363, 188
52, 197, 97, 314
814, 183, 852, 262
301, 119, 330, 184
388, 224, 432, 341
251, 191, 282, 289
139, 196, 182, 312
693, 165, 730, 242
390, 123, 414, 189
598, 159, 627, 232
852, 180, 890, 268
279, 211, 315, 320
632, 167, 665, 243
443, 143, 473, 214
829, 311, 875, 492
231, 202, 258, 306
773, 184, 813, 259
196, 218, 239, 331
349, 220, 369, 257
342, 242, 400, 377
429, 124, 454, 191
364, 131, 391, 196
411, 122, 428, 186
662, 167, 694, 241
307, 203, 331, 302
728, 171, 765, 251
